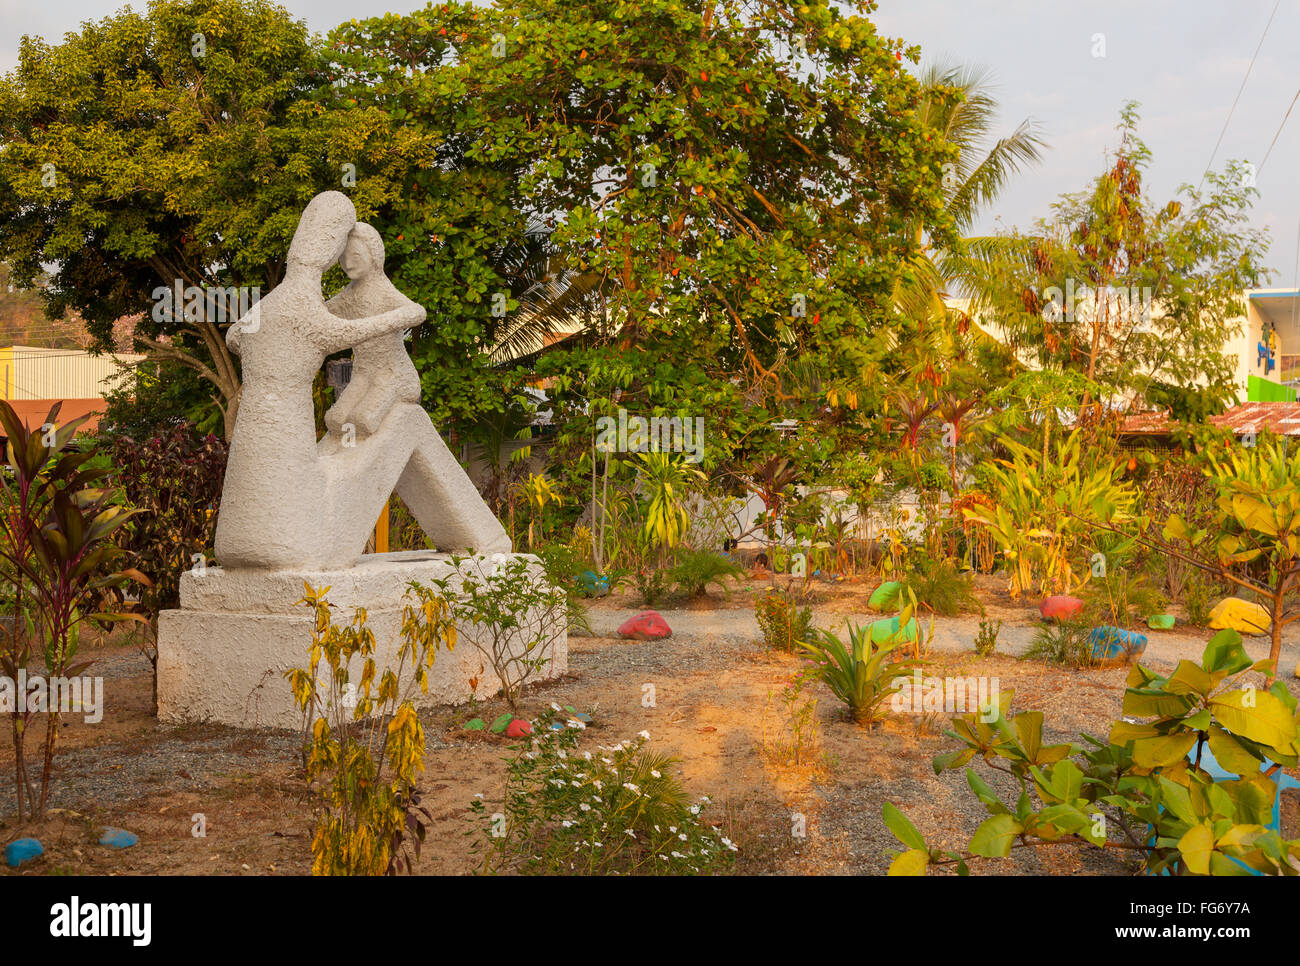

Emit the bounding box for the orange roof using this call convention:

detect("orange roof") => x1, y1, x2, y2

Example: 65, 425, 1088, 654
1, 398, 105, 434
1119, 402, 1300, 437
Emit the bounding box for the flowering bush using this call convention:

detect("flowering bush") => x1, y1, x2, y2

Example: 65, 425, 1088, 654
469, 708, 735, 875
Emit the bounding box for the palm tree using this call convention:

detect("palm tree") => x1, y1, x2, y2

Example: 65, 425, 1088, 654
892, 61, 1047, 325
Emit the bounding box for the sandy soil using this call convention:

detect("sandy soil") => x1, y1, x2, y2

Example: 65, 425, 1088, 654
1, 574, 1296, 876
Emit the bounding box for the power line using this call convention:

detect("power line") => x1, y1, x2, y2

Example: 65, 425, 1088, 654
1198, 0, 1281, 195
1258, 86, 1300, 175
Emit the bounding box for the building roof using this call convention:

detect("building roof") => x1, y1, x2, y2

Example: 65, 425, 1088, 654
1119, 401, 1300, 437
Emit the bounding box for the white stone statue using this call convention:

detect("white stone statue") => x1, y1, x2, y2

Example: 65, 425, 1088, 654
214, 190, 510, 570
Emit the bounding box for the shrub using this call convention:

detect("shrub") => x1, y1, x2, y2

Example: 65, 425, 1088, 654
634, 566, 670, 607
903, 554, 983, 616
884, 629, 1300, 876
105, 425, 228, 704
469, 709, 735, 875
799, 618, 920, 726
974, 619, 1001, 657
287, 582, 457, 876
1184, 572, 1215, 627
671, 548, 744, 598
1024, 615, 1099, 668
1083, 568, 1165, 630
755, 588, 814, 653
426, 555, 567, 710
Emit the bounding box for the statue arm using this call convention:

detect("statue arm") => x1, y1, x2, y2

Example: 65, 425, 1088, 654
308, 299, 426, 356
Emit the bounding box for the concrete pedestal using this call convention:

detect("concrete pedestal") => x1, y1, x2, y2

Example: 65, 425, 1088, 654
157, 550, 567, 729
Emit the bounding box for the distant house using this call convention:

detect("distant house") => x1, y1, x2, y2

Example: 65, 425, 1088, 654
1118, 401, 1300, 452
0, 345, 143, 433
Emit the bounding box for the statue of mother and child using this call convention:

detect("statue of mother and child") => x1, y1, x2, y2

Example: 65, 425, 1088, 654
214, 191, 510, 571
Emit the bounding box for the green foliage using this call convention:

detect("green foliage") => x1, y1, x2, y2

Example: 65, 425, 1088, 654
755, 588, 814, 653
962, 431, 1133, 598
885, 630, 1300, 876
903, 554, 983, 616
799, 617, 921, 726
104, 425, 228, 688
671, 549, 743, 599
1083, 568, 1165, 631
287, 582, 457, 875
426, 555, 567, 709
0, 401, 141, 820
974, 619, 1001, 658
1024, 615, 1098, 669
469, 709, 735, 874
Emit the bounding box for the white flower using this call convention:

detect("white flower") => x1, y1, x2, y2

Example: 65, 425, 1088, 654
689, 805, 700, 815
567, 719, 587, 730
678, 833, 687, 841
638, 730, 651, 740
650, 770, 661, 779
580, 803, 591, 812
623, 782, 641, 795
557, 749, 567, 759
561, 820, 573, 828
583, 751, 592, 760
625, 829, 637, 838
671, 850, 684, 859
551, 702, 562, 712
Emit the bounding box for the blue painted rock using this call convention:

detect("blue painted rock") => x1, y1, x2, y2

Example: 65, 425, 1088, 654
618, 611, 671, 640
868, 581, 902, 611
1039, 595, 1085, 621
868, 615, 920, 647
1088, 626, 1147, 666
1147, 614, 1176, 630
4, 838, 42, 868
578, 570, 610, 598
98, 828, 139, 850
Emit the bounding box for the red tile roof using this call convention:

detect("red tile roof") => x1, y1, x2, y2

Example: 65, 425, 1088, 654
1119, 402, 1300, 437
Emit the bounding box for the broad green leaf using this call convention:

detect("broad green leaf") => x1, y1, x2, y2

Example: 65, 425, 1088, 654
1131, 732, 1198, 769
1206, 726, 1263, 776
882, 802, 928, 851
887, 849, 929, 876
1178, 823, 1216, 875
1210, 690, 1297, 750
969, 814, 1023, 858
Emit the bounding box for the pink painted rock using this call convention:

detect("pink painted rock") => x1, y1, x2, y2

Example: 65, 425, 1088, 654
1039, 595, 1085, 621
505, 718, 532, 738
618, 611, 672, 640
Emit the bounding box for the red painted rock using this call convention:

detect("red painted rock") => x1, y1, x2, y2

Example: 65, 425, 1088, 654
1039, 595, 1085, 621
618, 611, 672, 640
505, 718, 532, 738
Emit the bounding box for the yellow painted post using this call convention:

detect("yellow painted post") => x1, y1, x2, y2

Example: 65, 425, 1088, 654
373, 498, 390, 554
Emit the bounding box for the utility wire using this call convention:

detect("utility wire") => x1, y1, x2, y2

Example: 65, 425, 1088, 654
1258, 86, 1300, 175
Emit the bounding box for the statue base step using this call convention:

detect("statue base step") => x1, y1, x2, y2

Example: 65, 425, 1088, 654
157, 551, 567, 729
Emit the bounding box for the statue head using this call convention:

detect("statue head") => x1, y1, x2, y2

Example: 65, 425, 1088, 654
339, 223, 386, 280
286, 191, 357, 274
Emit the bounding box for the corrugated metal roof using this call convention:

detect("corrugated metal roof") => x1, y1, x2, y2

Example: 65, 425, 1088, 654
1119, 401, 1300, 437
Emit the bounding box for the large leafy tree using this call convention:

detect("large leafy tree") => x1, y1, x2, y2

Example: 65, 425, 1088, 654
0, 0, 396, 439
964, 104, 1271, 425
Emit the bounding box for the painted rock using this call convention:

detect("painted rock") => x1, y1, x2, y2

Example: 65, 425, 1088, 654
618, 611, 671, 640
868, 615, 919, 647
1088, 626, 1148, 666
578, 570, 610, 598
1208, 598, 1271, 635
1147, 614, 1176, 630
4, 838, 42, 868
868, 581, 902, 611
98, 828, 139, 850
1039, 595, 1085, 621
505, 718, 532, 738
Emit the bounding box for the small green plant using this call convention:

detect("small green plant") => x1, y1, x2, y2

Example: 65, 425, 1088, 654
634, 566, 670, 607
1084, 568, 1165, 630
798, 616, 921, 726
1183, 572, 1214, 627
469, 709, 735, 874
287, 581, 457, 875
427, 554, 567, 710
671, 548, 744, 599
903, 554, 983, 616
759, 675, 835, 774
1024, 615, 1098, 668
755, 588, 813, 653
884, 629, 1300, 876
974, 619, 1002, 657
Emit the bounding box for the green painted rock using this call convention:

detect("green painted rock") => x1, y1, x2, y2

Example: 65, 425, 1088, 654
868, 615, 919, 646
868, 581, 903, 611
1147, 614, 1176, 630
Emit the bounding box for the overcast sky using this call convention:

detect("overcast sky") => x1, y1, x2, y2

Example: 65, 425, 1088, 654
2, 0, 1297, 283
